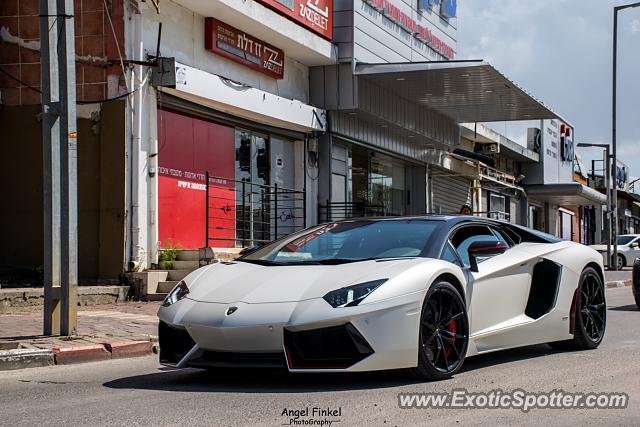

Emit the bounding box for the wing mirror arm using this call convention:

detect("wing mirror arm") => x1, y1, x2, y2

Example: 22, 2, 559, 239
467, 240, 509, 272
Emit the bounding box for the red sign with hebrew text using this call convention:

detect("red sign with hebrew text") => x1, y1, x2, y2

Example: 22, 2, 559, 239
204, 18, 285, 79
256, 0, 333, 40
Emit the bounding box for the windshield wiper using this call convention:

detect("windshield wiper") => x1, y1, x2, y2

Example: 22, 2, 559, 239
316, 256, 418, 265
314, 257, 392, 265
237, 259, 322, 266
236, 259, 283, 266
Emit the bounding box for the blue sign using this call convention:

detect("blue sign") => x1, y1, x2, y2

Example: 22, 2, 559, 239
441, 0, 457, 18
424, 0, 456, 19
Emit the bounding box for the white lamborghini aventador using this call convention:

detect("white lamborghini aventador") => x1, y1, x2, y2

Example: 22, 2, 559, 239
158, 216, 606, 380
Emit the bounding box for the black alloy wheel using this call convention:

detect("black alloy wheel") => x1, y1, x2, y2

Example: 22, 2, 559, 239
413, 281, 468, 380
571, 267, 606, 349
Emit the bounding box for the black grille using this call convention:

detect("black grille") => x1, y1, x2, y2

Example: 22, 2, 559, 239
159, 321, 196, 365
284, 323, 374, 369
187, 351, 287, 369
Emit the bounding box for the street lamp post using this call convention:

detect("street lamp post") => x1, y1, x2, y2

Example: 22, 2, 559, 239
578, 143, 612, 268
612, 2, 640, 270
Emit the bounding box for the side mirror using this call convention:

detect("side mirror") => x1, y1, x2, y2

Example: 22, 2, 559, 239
467, 240, 508, 272
631, 242, 639, 248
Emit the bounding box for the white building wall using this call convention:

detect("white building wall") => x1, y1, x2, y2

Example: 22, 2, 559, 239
141, 0, 311, 102
124, 1, 322, 267
334, 0, 458, 63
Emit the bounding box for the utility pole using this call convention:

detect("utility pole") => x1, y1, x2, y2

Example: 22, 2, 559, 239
40, 0, 78, 335
612, 2, 640, 270
577, 143, 612, 268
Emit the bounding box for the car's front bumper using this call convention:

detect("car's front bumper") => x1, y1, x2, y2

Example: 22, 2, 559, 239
157, 291, 425, 372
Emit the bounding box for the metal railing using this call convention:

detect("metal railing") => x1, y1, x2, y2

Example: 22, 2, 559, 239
205, 172, 306, 248
318, 201, 386, 223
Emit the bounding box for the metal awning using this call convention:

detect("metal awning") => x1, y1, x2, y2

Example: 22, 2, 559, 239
355, 61, 564, 123
525, 183, 606, 206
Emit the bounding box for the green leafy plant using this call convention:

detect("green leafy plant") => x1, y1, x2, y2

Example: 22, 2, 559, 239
158, 239, 181, 269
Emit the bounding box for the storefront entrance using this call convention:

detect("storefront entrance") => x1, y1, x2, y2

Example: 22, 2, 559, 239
157, 108, 235, 250
158, 107, 305, 249
324, 142, 422, 221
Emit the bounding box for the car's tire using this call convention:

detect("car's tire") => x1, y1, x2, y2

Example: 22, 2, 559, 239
412, 280, 469, 381
617, 254, 626, 270
568, 267, 606, 349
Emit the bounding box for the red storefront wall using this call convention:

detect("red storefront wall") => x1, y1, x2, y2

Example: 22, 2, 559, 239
158, 109, 235, 249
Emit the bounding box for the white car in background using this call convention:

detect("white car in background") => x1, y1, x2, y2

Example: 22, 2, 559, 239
590, 235, 640, 270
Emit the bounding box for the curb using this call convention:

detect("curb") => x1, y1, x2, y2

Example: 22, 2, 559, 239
606, 280, 633, 289
53, 344, 111, 365
0, 340, 156, 371
0, 348, 55, 371
104, 340, 154, 359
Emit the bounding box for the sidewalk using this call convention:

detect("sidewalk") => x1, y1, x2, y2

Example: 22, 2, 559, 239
0, 302, 160, 370
605, 268, 633, 288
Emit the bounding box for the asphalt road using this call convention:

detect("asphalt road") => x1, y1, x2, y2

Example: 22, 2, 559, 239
1, 287, 639, 427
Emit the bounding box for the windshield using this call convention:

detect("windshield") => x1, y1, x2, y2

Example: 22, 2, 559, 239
617, 236, 637, 246
241, 219, 441, 265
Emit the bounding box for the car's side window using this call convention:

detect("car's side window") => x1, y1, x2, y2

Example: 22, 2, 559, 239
489, 226, 514, 247
441, 241, 463, 267
450, 225, 497, 267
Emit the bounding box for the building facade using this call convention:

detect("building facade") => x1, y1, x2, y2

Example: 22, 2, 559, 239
522, 119, 605, 243
131, 0, 335, 269
0, 0, 129, 282
0, 0, 589, 284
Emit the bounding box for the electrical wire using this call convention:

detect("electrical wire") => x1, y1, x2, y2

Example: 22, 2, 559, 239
0, 67, 41, 94
0, 66, 143, 104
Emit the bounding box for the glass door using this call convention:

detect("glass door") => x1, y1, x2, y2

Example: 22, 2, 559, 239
235, 130, 269, 246
369, 152, 406, 216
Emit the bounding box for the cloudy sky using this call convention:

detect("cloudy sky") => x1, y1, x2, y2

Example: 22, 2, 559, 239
456, 0, 640, 180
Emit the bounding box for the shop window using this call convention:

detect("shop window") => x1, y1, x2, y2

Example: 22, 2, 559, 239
488, 192, 509, 221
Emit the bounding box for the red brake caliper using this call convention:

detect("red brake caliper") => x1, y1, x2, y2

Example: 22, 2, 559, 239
445, 319, 457, 357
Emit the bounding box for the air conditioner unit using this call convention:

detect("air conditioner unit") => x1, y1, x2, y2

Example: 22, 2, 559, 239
476, 143, 500, 155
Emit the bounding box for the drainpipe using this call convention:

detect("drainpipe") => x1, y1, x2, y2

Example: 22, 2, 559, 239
128, 13, 145, 271
148, 91, 159, 267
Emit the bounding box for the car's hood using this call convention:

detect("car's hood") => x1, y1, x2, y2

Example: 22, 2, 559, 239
186, 258, 424, 304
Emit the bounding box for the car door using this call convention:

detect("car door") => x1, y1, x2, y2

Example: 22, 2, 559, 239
628, 236, 640, 263
450, 224, 536, 338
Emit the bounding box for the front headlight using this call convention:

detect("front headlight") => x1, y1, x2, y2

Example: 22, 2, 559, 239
322, 279, 388, 308
162, 280, 189, 307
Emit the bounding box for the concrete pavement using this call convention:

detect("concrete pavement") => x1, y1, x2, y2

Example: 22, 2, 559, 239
0, 302, 159, 370
0, 287, 638, 426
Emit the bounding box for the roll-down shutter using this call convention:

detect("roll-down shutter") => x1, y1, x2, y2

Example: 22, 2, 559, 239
431, 168, 472, 215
